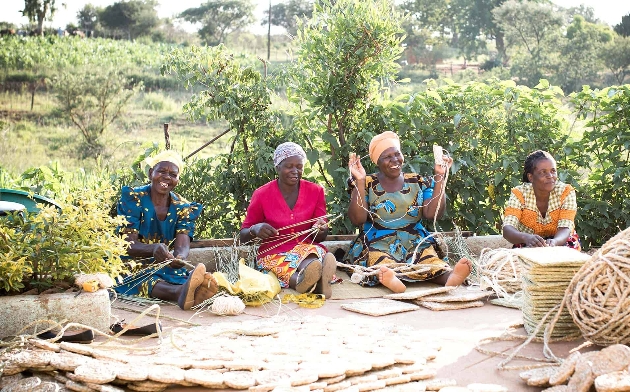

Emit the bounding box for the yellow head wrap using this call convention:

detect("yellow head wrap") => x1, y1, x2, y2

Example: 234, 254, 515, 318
368, 131, 401, 164
144, 150, 185, 174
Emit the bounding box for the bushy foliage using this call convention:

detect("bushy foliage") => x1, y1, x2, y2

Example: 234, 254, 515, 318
360, 79, 571, 234
160, 0, 629, 247
569, 85, 630, 248
51, 67, 143, 158
0, 182, 129, 294
162, 44, 288, 237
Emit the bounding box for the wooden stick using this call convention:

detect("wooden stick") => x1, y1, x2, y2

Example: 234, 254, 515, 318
184, 128, 231, 161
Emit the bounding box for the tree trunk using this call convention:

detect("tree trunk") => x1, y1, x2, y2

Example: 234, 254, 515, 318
37, 11, 45, 36
496, 32, 508, 66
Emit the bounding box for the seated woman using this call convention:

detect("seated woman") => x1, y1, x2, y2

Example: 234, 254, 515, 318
240, 142, 336, 298
115, 150, 217, 310
345, 131, 471, 293
502, 150, 581, 251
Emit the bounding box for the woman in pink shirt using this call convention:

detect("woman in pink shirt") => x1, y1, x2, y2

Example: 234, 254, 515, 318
240, 142, 336, 298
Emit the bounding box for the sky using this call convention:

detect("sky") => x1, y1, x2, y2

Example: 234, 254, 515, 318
3, 0, 282, 34
3, 0, 630, 33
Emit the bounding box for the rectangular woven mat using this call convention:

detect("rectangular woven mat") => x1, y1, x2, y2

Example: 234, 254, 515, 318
416, 300, 485, 311
341, 298, 420, 316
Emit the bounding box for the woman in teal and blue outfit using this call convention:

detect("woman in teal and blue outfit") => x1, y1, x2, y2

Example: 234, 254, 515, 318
114, 151, 217, 310
345, 131, 471, 293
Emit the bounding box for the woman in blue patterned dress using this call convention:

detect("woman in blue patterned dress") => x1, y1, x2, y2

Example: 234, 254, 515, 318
345, 131, 471, 293
114, 151, 217, 310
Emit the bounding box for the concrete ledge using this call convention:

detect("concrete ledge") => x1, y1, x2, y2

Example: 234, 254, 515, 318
464, 235, 511, 256
189, 235, 512, 270
0, 290, 111, 338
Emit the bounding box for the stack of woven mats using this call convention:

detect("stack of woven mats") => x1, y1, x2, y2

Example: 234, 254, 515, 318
513, 247, 590, 339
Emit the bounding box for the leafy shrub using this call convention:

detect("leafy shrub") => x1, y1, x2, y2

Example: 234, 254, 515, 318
0, 183, 129, 294
51, 67, 143, 158
569, 85, 630, 248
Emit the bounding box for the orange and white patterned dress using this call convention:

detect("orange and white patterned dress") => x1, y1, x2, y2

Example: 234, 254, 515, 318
502, 181, 581, 251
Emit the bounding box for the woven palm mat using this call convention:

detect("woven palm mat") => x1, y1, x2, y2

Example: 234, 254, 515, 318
341, 298, 420, 316
0, 315, 479, 391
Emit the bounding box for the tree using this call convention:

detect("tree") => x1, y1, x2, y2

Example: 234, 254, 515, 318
449, 0, 508, 64
179, 0, 255, 46
493, 0, 564, 86
558, 15, 613, 92
562, 4, 598, 24
601, 35, 630, 84
262, 0, 313, 36
52, 68, 143, 158
614, 14, 630, 37
21, 0, 56, 36
77, 3, 101, 33
99, 0, 160, 40
399, 0, 451, 66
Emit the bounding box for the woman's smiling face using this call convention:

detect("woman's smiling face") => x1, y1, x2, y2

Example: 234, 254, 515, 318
276, 155, 304, 186
377, 146, 404, 178
149, 161, 180, 195
528, 158, 557, 193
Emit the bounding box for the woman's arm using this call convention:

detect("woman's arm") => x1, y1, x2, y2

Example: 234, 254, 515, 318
348, 153, 368, 226
503, 225, 547, 247
124, 232, 175, 263
239, 223, 279, 243
240, 188, 279, 243
311, 186, 328, 243
548, 227, 570, 246
172, 232, 191, 260
551, 186, 577, 246
422, 157, 453, 220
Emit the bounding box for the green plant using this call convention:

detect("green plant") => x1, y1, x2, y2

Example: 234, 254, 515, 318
51, 67, 143, 158
0, 183, 129, 294
279, 0, 406, 233
569, 85, 630, 248
163, 44, 285, 237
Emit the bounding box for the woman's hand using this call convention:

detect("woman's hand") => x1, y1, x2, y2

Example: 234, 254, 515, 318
349, 153, 366, 181
434, 155, 453, 175
546, 238, 557, 247
524, 234, 547, 247
250, 223, 278, 240
153, 243, 175, 263
312, 218, 328, 232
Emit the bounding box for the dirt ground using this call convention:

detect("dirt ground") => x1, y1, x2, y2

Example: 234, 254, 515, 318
107, 290, 591, 392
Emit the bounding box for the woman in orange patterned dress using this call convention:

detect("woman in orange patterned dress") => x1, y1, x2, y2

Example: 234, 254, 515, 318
502, 150, 581, 251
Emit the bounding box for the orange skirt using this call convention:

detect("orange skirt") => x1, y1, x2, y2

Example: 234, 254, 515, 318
257, 243, 326, 288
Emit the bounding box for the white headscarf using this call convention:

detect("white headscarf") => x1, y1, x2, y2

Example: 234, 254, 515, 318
273, 142, 307, 167
144, 150, 185, 173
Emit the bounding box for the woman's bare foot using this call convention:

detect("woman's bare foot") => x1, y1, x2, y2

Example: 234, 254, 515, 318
177, 263, 206, 310
445, 258, 472, 287
315, 253, 337, 299
194, 272, 219, 306
378, 266, 406, 293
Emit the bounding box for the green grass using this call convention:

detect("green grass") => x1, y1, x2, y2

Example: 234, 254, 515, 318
0, 90, 232, 174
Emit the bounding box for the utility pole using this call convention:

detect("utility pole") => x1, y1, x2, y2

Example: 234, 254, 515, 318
267, 0, 271, 61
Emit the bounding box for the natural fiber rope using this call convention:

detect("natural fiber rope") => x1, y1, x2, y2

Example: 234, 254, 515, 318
471, 248, 522, 308
0, 303, 165, 355
476, 228, 630, 370
338, 261, 435, 283
210, 295, 246, 315
565, 226, 630, 345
